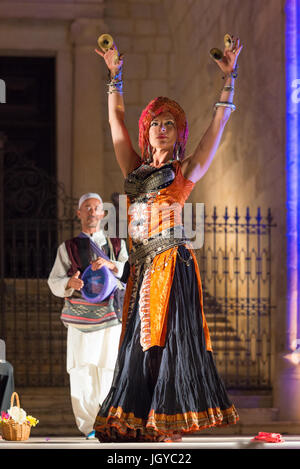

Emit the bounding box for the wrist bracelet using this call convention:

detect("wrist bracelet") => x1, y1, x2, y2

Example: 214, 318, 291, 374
222, 64, 238, 80
107, 67, 123, 94
214, 101, 236, 112
107, 80, 123, 94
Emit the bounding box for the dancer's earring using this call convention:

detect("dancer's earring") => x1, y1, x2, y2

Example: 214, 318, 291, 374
174, 142, 181, 160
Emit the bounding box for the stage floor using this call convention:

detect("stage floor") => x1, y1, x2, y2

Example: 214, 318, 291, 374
1, 435, 300, 449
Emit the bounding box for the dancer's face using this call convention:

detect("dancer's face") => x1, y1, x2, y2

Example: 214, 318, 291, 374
148, 111, 178, 152
77, 198, 104, 232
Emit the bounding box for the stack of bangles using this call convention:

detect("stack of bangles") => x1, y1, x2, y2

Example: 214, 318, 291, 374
107, 67, 123, 95
215, 67, 237, 113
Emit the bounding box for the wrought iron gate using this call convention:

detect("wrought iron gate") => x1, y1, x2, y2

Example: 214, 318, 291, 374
195, 206, 275, 389
0, 136, 276, 388
0, 135, 78, 386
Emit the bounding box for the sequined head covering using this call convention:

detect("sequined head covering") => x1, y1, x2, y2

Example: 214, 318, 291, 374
138, 96, 189, 161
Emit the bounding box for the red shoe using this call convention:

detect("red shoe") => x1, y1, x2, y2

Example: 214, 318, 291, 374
252, 432, 284, 443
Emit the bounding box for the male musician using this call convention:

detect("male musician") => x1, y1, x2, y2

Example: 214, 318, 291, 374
48, 193, 128, 438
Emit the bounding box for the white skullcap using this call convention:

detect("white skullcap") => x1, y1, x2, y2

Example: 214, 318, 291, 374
78, 193, 103, 209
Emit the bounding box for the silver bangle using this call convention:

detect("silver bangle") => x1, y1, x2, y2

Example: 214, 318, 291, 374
214, 101, 236, 112
107, 83, 123, 95
107, 68, 123, 95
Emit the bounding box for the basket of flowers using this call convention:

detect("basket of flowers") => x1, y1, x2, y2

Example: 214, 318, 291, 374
0, 392, 39, 441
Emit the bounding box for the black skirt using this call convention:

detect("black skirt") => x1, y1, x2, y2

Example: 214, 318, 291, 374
94, 245, 239, 441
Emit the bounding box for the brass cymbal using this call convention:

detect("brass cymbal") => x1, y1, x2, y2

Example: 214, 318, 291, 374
210, 48, 223, 61
97, 33, 114, 52
224, 33, 233, 50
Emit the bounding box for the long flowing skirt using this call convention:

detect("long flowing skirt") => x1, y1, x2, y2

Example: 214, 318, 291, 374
94, 245, 239, 441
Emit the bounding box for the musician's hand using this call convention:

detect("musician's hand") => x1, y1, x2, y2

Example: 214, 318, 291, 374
91, 257, 118, 273
213, 35, 243, 75
67, 271, 84, 291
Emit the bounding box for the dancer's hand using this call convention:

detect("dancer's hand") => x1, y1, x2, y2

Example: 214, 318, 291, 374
94, 44, 124, 77
213, 35, 243, 75
67, 271, 84, 291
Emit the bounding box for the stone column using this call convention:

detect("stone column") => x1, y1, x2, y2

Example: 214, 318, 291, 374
274, 357, 300, 422
70, 18, 107, 200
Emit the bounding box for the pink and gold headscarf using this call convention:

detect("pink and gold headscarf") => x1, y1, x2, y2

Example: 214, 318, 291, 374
138, 96, 189, 161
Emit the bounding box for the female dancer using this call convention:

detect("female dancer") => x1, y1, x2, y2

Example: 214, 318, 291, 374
93, 35, 243, 442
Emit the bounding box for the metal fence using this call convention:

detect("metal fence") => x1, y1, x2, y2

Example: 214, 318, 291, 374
1, 218, 79, 386
195, 206, 275, 389
0, 136, 79, 386
0, 139, 276, 389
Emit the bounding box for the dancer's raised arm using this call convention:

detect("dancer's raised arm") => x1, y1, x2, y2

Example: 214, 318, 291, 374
181, 36, 243, 183
95, 45, 141, 177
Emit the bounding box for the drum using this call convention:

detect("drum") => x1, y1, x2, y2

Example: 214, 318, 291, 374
81, 264, 117, 303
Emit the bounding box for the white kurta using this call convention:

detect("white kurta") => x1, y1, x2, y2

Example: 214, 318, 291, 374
48, 230, 128, 436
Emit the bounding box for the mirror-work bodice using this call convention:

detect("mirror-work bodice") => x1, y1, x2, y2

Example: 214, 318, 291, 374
124, 161, 195, 244
121, 161, 212, 354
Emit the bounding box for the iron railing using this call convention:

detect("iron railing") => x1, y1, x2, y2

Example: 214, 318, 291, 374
195, 206, 275, 389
